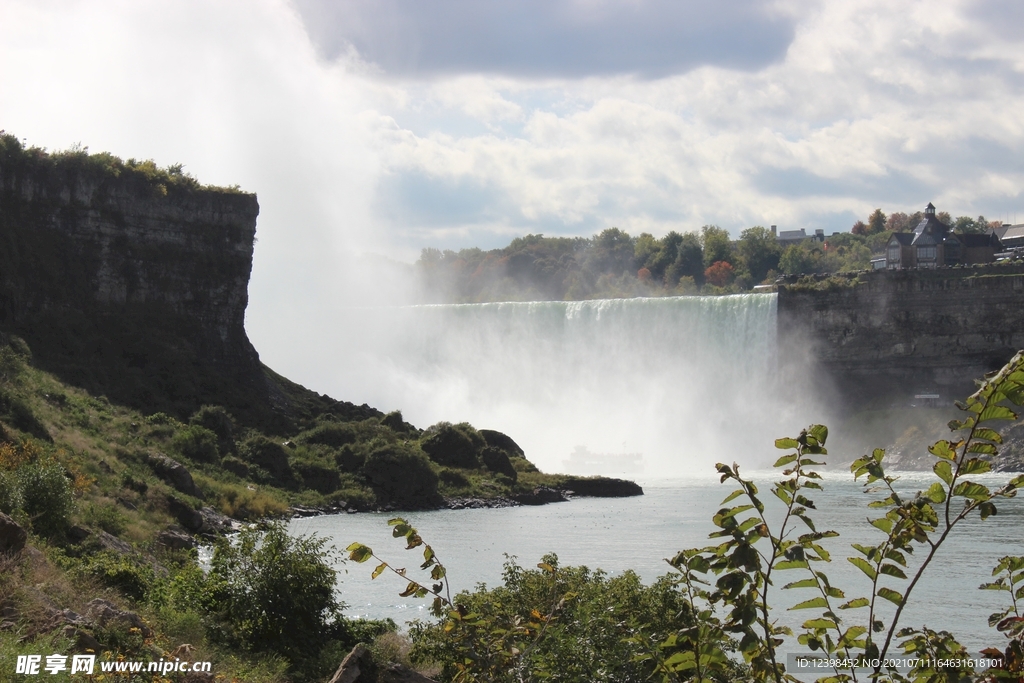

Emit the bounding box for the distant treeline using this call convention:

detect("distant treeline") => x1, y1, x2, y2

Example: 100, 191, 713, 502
417, 209, 998, 303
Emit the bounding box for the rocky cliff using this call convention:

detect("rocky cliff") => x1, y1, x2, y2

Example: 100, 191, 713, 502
777, 264, 1024, 404
0, 135, 370, 430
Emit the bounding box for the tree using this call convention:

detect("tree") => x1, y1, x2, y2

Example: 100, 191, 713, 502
704, 260, 735, 287
953, 215, 990, 234
779, 243, 819, 275
665, 233, 704, 287
867, 208, 887, 234
886, 211, 912, 232
700, 225, 733, 268
851, 220, 869, 236
737, 226, 782, 284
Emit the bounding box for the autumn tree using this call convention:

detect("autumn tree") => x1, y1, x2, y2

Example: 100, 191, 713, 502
704, 260, 735, 287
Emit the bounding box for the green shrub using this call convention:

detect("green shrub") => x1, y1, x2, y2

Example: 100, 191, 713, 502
420, 423, 480, 469
171, 424, 220, 463
299, 422, 359, 448
362, 443, 440, 506
293, 460, 341, 494
438, 468, 470, 488
0, 469, 21, 514
237, 434, 293, 484
481, 447, 518, 482
411, 557, 705, 683
209, 522, 345, 678
18, 459, 74, 536
81, 551, 156, 602
190, 405, 235, 454
0, 389, 49, 440
82, 502, 129, 535
120, 472, 148, 494
335, 444, 365, 472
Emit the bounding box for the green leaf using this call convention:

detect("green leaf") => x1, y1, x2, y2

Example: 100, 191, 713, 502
877, 587, 904, 605
808, 425, 829, 445
979, 501, 998, 519
979, 404, 1017, 422
774, 453, 798, 467
775, 559, 809, 570
974, 428, 1004, 444
952, 481, 992, 501
870, 517, 893, 534
924, 482, 946, 503
928, 440, 957, 461
783, 578, 819, 590
848, 557, 877, 580
721, 488, 745, 504
775, 438, 800, 450
852, 543, 876, 558
346, 543, 373, 563
372, 562, 387, 579
934, 460, 953, 486
840, 597, 869, 609
880, 563, 907, 579
790, 597, 829, 610
961, 457, 994, 473
803, 617, 837, 630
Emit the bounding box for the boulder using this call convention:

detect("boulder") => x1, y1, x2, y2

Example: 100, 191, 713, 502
328, 644, 376, 683
198, 506, 240, 534
156, 525, 196, 550
96, 531, 133, 555
557, 477, 643, 498
327, 644, 439, 683
148, 454, 203, 498
0, 512, 27, 553
514, 486, 568, 506
85, 599, 153, 638
167, 496, 204, 532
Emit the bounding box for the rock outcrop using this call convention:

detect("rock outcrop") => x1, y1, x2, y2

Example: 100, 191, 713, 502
778, 264, 1024, 404
0, 136, 377, 430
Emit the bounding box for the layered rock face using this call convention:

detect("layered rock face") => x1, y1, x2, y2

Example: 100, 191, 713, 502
777, 264, 1024, 402
0, 143, 269, 421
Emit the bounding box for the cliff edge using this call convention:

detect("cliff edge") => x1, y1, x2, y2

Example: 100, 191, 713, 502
0, 134, 367, 431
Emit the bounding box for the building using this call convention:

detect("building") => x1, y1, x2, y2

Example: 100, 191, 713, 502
886, 203, 1001, 269
774, 226, 825, 247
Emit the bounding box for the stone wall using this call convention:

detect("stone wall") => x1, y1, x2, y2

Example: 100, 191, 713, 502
777, 264, 1024, 402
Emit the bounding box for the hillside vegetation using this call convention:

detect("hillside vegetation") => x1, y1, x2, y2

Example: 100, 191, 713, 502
0, 334, 613, 682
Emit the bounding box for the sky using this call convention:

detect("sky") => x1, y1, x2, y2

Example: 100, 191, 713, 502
1, 0, 1023, 400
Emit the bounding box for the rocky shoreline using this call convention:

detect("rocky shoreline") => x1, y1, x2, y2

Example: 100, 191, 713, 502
289, 478, 645, 518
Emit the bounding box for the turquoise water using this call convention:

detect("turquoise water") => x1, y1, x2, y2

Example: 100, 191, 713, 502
290, 471, 1024, 654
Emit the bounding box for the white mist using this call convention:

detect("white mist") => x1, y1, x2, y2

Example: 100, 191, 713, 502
294, 293, 828, 477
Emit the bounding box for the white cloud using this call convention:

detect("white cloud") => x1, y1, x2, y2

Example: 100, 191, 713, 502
2, 0, 1024, 398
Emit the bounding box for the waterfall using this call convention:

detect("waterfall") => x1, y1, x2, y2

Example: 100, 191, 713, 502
320, 293, 817, 477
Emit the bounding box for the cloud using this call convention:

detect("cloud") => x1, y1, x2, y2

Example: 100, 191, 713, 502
3, 0, 1024, 398
291, 0, 798, 78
